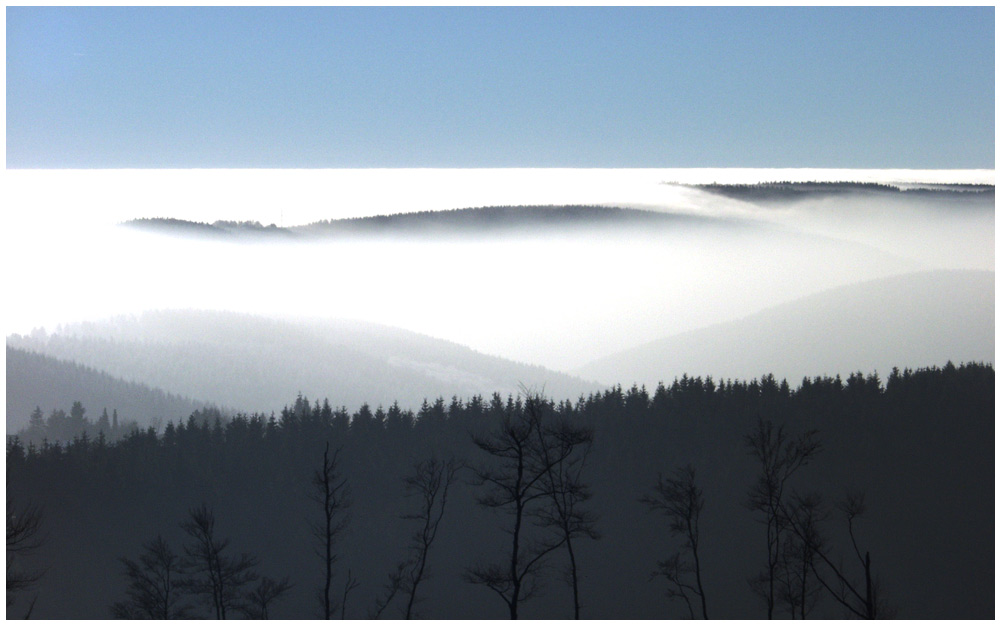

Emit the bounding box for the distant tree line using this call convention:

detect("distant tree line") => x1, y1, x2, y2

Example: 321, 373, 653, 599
124, 206, 696, 240
16, 402, 141, 447
696, 181, 994, 201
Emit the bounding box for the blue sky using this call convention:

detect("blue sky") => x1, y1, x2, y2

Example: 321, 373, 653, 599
6, 6, 995, 169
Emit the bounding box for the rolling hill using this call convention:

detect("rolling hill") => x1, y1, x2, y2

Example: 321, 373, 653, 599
577, 270, 995, 387
693, 181, 995, 203
7, 311, 601, 419
122, 205, 727, 240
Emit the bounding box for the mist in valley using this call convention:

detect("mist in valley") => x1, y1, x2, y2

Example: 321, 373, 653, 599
5, 169, 993, 381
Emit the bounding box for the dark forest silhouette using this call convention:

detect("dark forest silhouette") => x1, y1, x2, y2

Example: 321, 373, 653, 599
693, 181, 995, 202
122, 205, 718, 241
6, 362, 994, 618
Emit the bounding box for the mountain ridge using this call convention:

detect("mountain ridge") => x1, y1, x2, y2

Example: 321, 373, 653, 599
122, 205, 733, 239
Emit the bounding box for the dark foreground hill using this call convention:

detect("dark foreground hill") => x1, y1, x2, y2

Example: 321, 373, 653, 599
6, 310, 600, 419
6, 363, 993, 619
578, 270, 995, 387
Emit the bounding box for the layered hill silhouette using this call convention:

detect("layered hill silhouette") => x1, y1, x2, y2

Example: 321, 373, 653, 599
6, 311, 601, 422
577, 270, 995, 387
124, 205, 724, 240
123, 185, 996, 242
299, 205, 716, 236
6, 346, 206, 432
692, 181, 995, 203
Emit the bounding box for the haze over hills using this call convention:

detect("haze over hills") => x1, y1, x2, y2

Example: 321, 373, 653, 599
5, 311, 601, 428
577, 269, 995, 388
123, 205, 727, 240
10, 179, 992, 370
7, 181, 994, 426
120, 182, 995, 240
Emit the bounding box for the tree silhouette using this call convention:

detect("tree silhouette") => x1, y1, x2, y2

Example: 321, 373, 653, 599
239, 576, 293, 619
310, 442, 349, 619
395, 456, 461, 619
369, 561, 407, 619
111, 535, 191, 619
774, 493, 823, 619
339, 568, 359, 619
531, 397, 598, 619
6, 494, 44, 612
179, 504, 259, 619
465, 393, 589, 619
784, 492, 890, 619
641, 464, 709, 619
744, 417, 820, 619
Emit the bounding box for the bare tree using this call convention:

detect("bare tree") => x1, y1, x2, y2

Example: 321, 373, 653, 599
311, 442, 349, 619
465, 393, 589, 619
240, 576, 293, 619
339, 568, 360, 619
369, 561, 407, 619
396, 456, 462, 619
180, 504, 259, 619
775, 493, 824, 619
744, 417, 820, 619
6, 495, 43, 612
111, 535, 191, 619
531, 398, 598, 620
641, 464, 709, 619
784, 492, 890, 619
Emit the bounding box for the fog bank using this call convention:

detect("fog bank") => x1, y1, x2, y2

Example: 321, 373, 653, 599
4, 169, 993, 371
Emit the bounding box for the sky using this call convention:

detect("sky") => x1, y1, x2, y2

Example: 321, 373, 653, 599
6, 6, 995, 169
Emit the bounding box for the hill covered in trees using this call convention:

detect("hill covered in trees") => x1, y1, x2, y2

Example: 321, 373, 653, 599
691, 181, 995, 203
124, 218, 295, 240
123, 205, 722, 240
122, 185, 996, 243
6, 346, 206, 435
7, 363, 993, 619
298, 205, 716, 237
6, 311, 600, 422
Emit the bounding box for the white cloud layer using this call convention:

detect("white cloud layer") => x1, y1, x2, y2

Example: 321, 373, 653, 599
3, 168, 994, 371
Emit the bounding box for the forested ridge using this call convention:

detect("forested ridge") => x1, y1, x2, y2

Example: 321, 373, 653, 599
8, 312, 599, 418
6, 362, 994, 619
6, 346, 206, 434
122, 186, 997, 241
694, 181, 995, 202
123, 205, 713, 240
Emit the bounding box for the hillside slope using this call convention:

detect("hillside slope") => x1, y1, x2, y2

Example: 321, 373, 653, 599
7, 311, 601, 415
6, 346, 205, 432
577, 270, 995, 386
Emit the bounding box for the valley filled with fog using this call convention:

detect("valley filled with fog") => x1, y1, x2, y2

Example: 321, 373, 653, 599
5, 169, 993, 384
